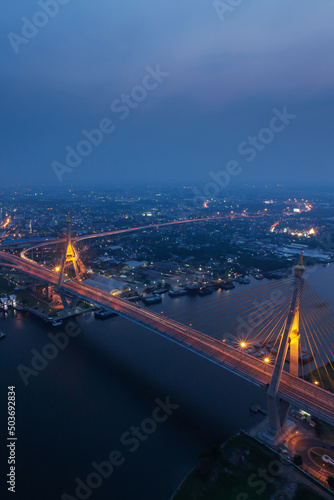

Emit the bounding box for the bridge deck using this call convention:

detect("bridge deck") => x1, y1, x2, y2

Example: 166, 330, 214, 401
2, 252, 334, 426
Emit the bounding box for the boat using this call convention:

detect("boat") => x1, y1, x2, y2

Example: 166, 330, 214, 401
168, 289, 188, 297
220, 281, 235, 290
185, 282, 201, 294
249, 404, 267, 415
198, 288, 212, 297
143, 295, 162, 305
51, 320, 63, 327
94, 309, 117, 319
123, 296, 141, 302
154, 288, 170, 295
0, 331, 6, 339
299, 347, 313, 364
272, 272, 284, 280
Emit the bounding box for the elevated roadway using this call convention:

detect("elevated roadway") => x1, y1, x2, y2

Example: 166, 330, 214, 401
1, 251, 334, 427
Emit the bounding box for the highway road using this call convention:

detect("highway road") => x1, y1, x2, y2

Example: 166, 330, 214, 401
1, 250, 334, 427
18, 214, 264, 261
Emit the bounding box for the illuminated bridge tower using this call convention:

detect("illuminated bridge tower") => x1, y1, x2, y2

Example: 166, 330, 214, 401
58, 214, 82, 287
266, 253, 305, 442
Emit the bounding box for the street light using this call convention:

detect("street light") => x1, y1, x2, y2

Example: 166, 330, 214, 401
263, 356, 271, 373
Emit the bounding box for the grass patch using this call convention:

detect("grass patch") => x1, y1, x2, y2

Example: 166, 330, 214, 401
173, 433, 329, 500
16, 289, 54, 312
174, 434, 279, 500
0, 276, 16, 293
294, 485, 328, 500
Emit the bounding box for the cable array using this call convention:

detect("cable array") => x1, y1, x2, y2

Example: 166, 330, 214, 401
164, 276, 334, 391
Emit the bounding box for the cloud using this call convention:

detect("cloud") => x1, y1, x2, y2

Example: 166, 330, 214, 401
1, 0, 334, 185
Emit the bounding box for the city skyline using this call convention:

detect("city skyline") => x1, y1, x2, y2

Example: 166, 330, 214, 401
1, 185, 334, 498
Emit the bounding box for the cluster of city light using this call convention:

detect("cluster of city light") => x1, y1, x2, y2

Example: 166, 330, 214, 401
2, 217, 10, 229
290, 228, 316, 238
282, 227, 316, 238
270, 221, 279, 233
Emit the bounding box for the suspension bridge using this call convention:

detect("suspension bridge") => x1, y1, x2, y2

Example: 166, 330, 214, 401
1, 217, 334, 444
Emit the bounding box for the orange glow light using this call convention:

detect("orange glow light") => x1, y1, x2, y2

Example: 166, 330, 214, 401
3, 218, 10, 229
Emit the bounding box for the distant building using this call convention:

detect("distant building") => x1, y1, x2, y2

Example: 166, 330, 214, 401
275, 247, 331, 261
125, 260, 148, 268
85, 276, 128, 295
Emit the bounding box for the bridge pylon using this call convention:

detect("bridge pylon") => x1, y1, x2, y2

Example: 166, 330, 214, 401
265, 252, 305, 443
58, 214, 84, 288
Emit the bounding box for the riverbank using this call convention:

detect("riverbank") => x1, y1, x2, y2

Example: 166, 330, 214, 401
0, 276, 95, 322
171, 431, 332, 500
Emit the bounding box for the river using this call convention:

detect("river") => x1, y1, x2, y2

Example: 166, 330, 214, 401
0, 263, 333, 500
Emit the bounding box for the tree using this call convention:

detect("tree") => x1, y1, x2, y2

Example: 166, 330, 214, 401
293, 455, 303, 466
327, 476, 334, 489
314, 420, 324, 436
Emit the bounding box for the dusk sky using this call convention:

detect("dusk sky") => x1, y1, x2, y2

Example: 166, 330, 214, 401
1, 0, 334, 187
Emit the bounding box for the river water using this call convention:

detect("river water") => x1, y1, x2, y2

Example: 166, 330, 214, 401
0, 263, 333, 500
